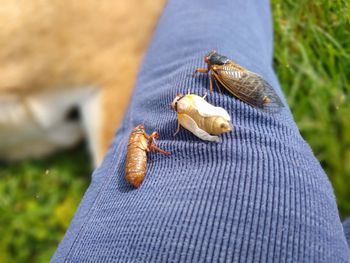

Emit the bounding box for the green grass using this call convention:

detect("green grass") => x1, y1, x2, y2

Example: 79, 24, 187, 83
0, 146, 90, 263
0, 1, 349, 262
272, 0, 350, 217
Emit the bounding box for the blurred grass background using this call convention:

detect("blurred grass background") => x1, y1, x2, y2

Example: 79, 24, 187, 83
273, 0, 350, 217
0, 0, 349, 262
0, 146, 90, 262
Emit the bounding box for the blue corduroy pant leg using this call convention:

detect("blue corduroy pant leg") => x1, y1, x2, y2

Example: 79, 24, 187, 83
52, 0, 350, 262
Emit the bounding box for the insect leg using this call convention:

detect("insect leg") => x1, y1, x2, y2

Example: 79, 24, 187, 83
147, 131, 159, 148
213, 75, 222, 93
194, 68, 209, 76
149, 143, 171, 155
209, 73, 213, 93
174, 122, 181, 136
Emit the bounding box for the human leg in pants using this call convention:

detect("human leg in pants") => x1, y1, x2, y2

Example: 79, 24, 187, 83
52, 0, 350, 262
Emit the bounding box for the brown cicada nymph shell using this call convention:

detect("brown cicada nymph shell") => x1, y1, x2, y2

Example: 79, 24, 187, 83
125, 124, 170, 188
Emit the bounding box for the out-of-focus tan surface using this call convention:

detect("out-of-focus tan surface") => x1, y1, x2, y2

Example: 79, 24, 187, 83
0, 0, 165, 164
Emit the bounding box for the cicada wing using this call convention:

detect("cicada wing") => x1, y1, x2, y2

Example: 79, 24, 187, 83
212, 62, 284, 112
191, 95, 231, 121
178, 114, 220, 142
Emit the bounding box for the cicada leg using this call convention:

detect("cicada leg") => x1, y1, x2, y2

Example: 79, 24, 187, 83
146, 132, 157, 149
149, 143, 171, 156
193, 67, 209, 76
194, 65, 216, 94
174, 122, 181, 137
148, 132, 170, 155
209, 73, 214, 93
213, 75, 222, 93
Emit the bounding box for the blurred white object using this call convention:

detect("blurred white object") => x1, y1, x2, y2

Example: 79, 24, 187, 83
0, 87, 102, 166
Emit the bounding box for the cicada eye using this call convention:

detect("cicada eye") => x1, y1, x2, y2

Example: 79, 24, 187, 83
204, 56, 209, 63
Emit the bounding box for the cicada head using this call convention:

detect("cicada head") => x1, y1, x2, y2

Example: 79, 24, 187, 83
133, 124, 145, 133
171, 93, 186, 112
204, 50, 216, 65
205, 50, 229, 66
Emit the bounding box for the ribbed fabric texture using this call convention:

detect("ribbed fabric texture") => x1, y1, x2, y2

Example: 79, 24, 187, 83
343, 218, 350, 248
52, 0, 350, 262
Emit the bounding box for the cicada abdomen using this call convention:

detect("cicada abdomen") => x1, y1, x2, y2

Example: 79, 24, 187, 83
125, 124, 170, 188
195, 50, 284, 112
171, 93, 232, 142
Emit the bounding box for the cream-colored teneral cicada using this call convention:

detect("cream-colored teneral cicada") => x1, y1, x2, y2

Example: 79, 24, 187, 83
171, 93, 233, 142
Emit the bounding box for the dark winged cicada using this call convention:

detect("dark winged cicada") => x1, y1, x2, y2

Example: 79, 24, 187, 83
195, 50, 284, 112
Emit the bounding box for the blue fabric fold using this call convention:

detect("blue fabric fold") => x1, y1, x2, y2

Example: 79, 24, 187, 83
52, 0, 350, 262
